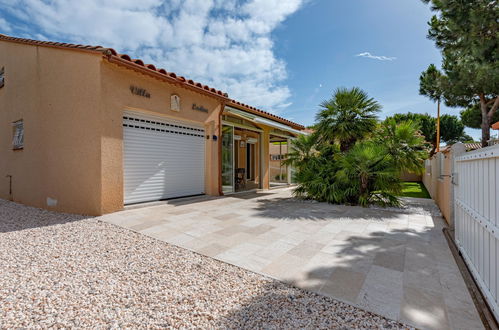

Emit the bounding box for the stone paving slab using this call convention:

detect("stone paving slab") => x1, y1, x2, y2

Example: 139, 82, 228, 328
100, 188, 484, 330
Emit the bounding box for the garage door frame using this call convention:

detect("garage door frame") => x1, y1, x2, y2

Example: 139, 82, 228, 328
122, 110, 206, 205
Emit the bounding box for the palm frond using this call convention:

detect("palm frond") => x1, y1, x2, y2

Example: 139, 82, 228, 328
315, 87, 381, 151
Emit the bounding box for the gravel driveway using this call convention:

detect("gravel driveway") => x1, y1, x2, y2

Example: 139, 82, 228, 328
0, 199, 411, 329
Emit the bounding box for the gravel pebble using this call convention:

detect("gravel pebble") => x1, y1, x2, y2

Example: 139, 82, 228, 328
0, 199, 412, 329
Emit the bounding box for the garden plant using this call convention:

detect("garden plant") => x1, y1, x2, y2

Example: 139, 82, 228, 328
286, 87, 428, 207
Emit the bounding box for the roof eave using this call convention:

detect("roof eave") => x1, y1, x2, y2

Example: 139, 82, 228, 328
227, 101, 305, 130
0, 33, 112, 55
0, 33, 305, 130
105, 54, 229, 101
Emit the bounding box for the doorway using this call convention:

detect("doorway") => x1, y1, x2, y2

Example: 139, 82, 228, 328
269, 135, 291, 188
221, 124, 261, 193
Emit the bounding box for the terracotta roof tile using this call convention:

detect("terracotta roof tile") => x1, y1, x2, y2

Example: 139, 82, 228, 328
492, 121, 499, 130
442, 142, 483, 153
227, 99, 302, 129
465, 143, 482, 151
119, 54, 131, 61
0, 33, 305, 130
0, 33, 108, 53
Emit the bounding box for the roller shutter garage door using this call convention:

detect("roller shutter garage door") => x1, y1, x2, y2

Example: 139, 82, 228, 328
123, 111, 205, 204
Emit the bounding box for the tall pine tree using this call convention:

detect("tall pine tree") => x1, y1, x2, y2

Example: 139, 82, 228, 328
420, 0, 498, 146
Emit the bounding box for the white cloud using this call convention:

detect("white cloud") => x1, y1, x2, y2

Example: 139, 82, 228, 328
0, 17, 11, 33
356, 52, 396, 61
0, 0, 305, 112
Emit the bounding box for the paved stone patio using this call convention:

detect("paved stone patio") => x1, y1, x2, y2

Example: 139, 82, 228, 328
100, 188, 483, 330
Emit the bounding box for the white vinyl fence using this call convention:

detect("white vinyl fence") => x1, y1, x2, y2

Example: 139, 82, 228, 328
454, 144, 499, 320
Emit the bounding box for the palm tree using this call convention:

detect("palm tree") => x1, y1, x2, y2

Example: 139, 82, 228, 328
335, 142, 401, 207
283, 133, 318, 169
315, 87, 381, 152
419, 64, 444, 151
378, 119, 428, 174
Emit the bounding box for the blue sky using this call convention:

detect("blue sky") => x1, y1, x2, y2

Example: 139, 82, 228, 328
273, 0, 480, 139
0, 0, 480, 140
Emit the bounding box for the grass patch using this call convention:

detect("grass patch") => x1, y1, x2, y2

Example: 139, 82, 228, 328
397, 181, 431, 199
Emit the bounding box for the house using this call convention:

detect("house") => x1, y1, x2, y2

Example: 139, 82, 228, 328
0, 34, 304, 215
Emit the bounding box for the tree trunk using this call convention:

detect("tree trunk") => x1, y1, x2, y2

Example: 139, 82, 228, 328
429, 143, 437, 157
359, 174, 368, 195
480, 96, 491, 147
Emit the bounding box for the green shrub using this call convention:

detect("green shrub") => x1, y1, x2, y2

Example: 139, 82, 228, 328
286, 87, 428, 207
292, 142, 401, 207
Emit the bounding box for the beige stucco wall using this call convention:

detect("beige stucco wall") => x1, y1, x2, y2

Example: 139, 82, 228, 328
0, 41, 224, 215
0, 41, 103, 215
261, 128, 271, 189
400, 171, 422, 182
0, 41, 301, 215
422, 152, 452, 224
423, 156, 437, 199
437, 153, 452, 222
99, 62, 223, 214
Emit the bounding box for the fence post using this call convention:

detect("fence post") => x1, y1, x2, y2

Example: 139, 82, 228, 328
450, 142, 465, 234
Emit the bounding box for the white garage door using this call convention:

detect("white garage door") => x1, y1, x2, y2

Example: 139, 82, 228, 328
123, 111, 205, 204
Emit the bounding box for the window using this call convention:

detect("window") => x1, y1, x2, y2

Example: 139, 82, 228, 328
0, 66, 4, 88
12, 120, 24, 150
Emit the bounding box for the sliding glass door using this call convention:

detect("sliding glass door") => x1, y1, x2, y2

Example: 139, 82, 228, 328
269, 136, 290, 187
222, 125, 234, 194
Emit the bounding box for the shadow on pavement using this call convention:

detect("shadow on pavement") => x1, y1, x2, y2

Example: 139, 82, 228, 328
221, 225, 459, 330
252, 197, 404, 222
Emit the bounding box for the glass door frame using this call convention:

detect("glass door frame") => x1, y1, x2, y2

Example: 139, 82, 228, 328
221, 120, 263, 194
268, 133, 296, 187
221, 124, 235, 194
